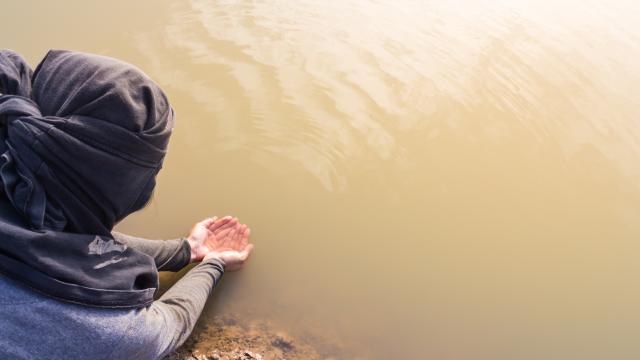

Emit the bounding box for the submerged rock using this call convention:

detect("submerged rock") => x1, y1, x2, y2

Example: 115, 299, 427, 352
164, 315, 339, 360
271, 332, 294, 352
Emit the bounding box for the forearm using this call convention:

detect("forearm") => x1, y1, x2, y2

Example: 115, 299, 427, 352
149, 258, 225, 357
112, 231, 191, 272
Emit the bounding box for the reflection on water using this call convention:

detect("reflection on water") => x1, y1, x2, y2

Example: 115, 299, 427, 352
3, 0, 640, 358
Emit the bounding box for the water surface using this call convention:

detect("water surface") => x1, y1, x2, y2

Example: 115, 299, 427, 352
3, 1, 640, 358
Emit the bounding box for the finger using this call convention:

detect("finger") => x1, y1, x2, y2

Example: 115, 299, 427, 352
198, 217, 216, 228
209, 215, 231, 228
213, 218, 238, 233
214, 227, 234, 242
235, 224, 245, 237
240, 227, 250, 247
231, 225, 245, 248
233, 225, 243, 240
222, 227, 239, 247
208, 216, 231, 231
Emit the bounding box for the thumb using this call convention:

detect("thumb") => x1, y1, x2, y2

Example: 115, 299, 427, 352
240, 244, 254, 261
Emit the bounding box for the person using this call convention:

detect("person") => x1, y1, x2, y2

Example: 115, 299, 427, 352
0, 49, 253, 359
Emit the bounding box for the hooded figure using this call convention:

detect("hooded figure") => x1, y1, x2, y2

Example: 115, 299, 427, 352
0, 49, 253, 360
0, 49, 174, 308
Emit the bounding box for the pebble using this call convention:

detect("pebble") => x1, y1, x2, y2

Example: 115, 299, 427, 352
272, 332, 294, 352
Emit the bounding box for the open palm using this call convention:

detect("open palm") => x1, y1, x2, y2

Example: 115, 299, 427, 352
187, 216, 253, 271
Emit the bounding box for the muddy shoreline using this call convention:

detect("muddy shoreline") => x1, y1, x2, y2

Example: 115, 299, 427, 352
164, 315, 347, 360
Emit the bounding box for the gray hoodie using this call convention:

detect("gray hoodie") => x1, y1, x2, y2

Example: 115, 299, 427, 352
0, 233, 224, 360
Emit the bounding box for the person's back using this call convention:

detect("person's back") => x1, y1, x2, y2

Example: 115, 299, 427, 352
0, 273, 158, 359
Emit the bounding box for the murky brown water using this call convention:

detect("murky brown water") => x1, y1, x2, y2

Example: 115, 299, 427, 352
3, 0, 640, 358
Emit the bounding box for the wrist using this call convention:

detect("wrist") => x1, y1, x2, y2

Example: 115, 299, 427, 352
203, 251, 226, 266
187, 237, 199, 263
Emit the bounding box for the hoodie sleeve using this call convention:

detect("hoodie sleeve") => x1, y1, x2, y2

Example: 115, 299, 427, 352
106, 257, 226, 360
112, 231, 191, 272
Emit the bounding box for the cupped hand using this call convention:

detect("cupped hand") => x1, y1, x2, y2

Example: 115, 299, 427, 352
187, 216, 254, 271
187, 216, 235, 262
